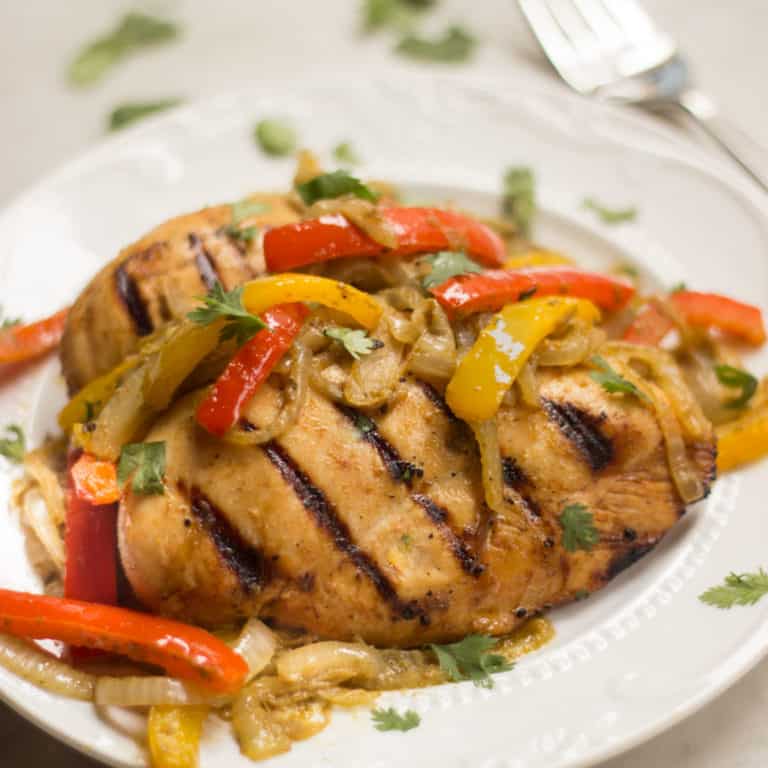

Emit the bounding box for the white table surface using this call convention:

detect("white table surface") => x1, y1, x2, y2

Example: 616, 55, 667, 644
1, 1, 766, 766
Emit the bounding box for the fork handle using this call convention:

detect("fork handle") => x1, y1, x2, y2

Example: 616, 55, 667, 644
674, 90, 768, 194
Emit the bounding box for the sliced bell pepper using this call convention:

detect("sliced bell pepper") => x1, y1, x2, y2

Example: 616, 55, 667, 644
263, 207, 506, 271
717, 399, 768, 472
70, 453, 120, 506
446, 297, 599, 421
503, 249, 572, 270
670, 291, 766, 346
432, 267, 634, 317
148, 706, 208, 768
241, 274, 381, 329
196, 303, 309, 437
623, 303, 675, 345
0, 589, 248, 693
0, 308, 69, 365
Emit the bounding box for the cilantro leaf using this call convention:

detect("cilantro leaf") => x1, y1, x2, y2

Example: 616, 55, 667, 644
559, 503, 599, 552
396, 25, 476, 63
372, 707, 421, 732
324, 326, 384, 360
108, 99, 182, 131
254, 119, 297, 157
431, 635, 513, 689
187, 282, 267, 346
421, 251, 483, 289
117, 442, 166, 495
1, 315, 20, 329
296, 170, 379, 206
589, 355, 651, 403
333, 142, 361, 166
224, 198, 269, 242
502, 167, 535, 237
714, 364, 758, 409
69, 12, 179, 86
700, 569, 768, 609
583, 198, 637, 225
362, 0, 435, 33
0, 425, 25, 464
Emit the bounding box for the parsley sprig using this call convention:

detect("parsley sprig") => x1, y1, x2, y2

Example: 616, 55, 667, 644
188, 283, 267, 346
583, 198, 637, 225
559, 503, 599, 552
117, 441, 166, 495
396, 25, 476, 63
371, 707, 421, 732
324, 326, 383, 360
0, 425, 25, 464
714, 364, 758, 409
502, 167, 535, 237
699, 569, 768, 609
108, 99, 182, 131
431, 635, 513, 688
333, 142, 361, 166
296, 170, 379, 206
589, 355, 651, 403
421, 251, 483, 289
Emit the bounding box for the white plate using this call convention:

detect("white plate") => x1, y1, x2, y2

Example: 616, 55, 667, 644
1, 73, 767, 768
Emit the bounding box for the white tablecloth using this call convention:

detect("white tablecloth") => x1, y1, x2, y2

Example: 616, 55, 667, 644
1, 1, 766, 765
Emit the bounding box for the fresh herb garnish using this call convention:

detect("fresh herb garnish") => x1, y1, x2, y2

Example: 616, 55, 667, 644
396, 25, 476, 63
0, 316, 20, 330
502, 167, 535, 237
333, 141, 361, 166
574, 589, 591, 601
224, 198, 268, 242
296, 170, 379, 206
254, 119, 297, 157
400, 533, 413, 549
371, 707, 421, 732
421, 251, 483, 289
353, 413, 376, 434
670, 282, 688, 294
117, 442, 166, 495
583, 198, 637, 225
108, 99, 182, 131
700, 569, 768, 609
431, 635, 513, 688
324, 326, 384, 360
617, 263, 639, 278
559, 503, 599, 552
0, 425, 25, 464
714, 364, 758, 409
188, 282, 267, 346
69, 12, 179, 86
362, 0, 435, 33
589, 355, 651, 403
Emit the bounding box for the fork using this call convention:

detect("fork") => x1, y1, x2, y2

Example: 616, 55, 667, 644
518, 0, 768, 193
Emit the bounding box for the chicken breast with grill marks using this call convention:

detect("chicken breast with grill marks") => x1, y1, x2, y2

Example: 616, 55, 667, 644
119, 367, 715, 646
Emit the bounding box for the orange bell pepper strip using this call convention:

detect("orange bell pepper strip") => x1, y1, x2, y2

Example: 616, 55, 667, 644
623, 303, 675, 345
0, 589, 249, 693
0, 308, 69, 365
69, 453, 120, 506
196, 303, 309, 437
670, 291, 766, 346
263, 207, 506, 271
431, 267, 635, 316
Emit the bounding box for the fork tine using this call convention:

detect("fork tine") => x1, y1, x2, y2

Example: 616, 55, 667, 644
543, 0, 597, 57
602, 0, 663, 41
518, 0, 578, 63
571, 0, 626, 48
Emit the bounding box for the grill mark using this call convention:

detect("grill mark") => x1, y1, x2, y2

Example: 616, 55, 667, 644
502, 456, 527, 488
411, 494, 485, 577
189, 488, 270, 592
542, 399, 614, 471
338, 405, 423, 486
115, 262, 153, 336
604, 543, 655, 581
188, 233, 220, 290
263, 442, 426, 623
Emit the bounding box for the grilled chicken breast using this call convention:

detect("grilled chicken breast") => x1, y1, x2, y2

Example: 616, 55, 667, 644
119, 367, 715, 646
60, 195, 298, 393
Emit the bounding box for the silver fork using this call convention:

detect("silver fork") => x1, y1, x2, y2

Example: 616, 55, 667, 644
518, 0, 768, 192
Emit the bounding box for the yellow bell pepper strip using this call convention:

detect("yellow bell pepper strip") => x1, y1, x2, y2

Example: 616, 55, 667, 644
148, 706, 208, 768
717, 400, 768, 472
503, 249, 573, 270
446, 297, 599, 421
241, 274, 382, 330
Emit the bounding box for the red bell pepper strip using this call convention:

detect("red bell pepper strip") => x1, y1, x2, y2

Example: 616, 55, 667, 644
431, 267, 635, 316
263, 207, 506, 271
623, 303, 675, 345
0, 308, 69, 365
70, 453, 121, 506
0, 589, 248, 693
670, 291, 766, 346
196, 303, 309, 437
